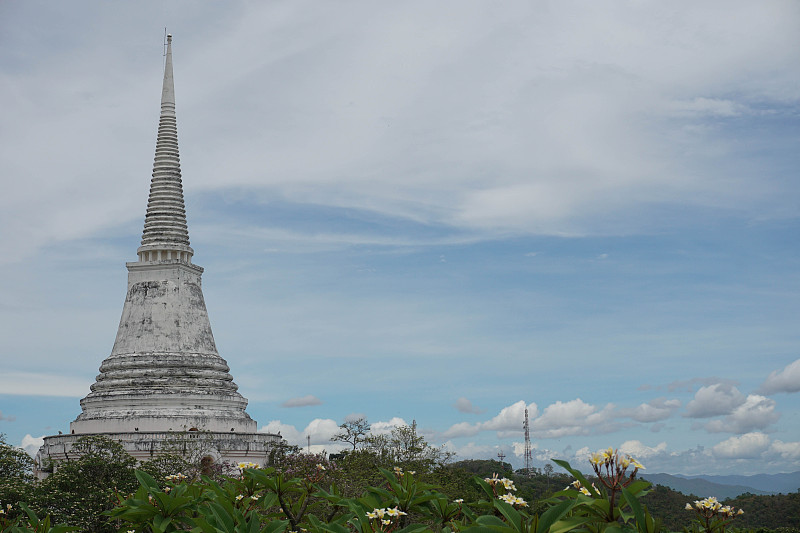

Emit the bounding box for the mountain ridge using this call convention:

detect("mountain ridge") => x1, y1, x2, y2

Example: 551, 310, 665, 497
641, 471, 800, 499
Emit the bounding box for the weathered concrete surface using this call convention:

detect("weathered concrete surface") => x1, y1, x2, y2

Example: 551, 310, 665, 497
35, 431, 282, 479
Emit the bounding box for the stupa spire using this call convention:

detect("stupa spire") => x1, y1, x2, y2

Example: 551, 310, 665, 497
69, 34, 256, 435
138, 33, 193, 263
35, 34, 279, 477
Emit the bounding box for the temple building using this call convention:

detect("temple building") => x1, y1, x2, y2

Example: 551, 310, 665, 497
35, 35, 280, 475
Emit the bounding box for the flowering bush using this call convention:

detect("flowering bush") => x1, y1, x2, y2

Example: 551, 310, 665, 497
684, 496, 745, 533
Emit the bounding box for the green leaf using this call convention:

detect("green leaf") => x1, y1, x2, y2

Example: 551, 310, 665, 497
397, 525, 432, 533
536, 498, 576, 533
493, 499, 523, 533
621, 486, 646, 532
623, 480, 651, 497
208, 501, 236, 533
548, 516, 594, 533
551, 460, 594, 496
476, 514, 511, 528
135, 469, 161, 492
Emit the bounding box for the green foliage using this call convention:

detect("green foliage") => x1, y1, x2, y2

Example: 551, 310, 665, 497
0, 435, 34, 483
332, 417, 372, 451
722, 492, 800, 530
33, 436, 138, 533
0, 435, 37, 519
0, 502, 77, 533
6, 438, 800, 533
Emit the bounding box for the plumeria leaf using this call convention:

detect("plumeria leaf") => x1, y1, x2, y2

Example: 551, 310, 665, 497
536, 498, 576, 533
134, 470, 161, 493
493, 499, 523, 533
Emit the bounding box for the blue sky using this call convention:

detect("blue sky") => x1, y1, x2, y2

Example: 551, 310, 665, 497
1, 1, 799, 475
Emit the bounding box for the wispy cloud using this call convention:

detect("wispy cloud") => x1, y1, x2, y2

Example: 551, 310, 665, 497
281, 395, 323, 408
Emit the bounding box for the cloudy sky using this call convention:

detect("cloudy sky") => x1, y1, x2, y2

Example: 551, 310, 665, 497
1, 1, 799, 475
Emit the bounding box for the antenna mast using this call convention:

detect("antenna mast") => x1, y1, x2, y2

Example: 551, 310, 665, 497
523, 408, 532, 475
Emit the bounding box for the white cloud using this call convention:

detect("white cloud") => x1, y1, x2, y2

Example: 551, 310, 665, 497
531, 399, 616, 439
455, 397, 484, 414
484, 401, 537, 433
442, 422, 481, 439
281, 395, 323, 408
704, 394, 780, 434
21, 434, 44, 457
369, 417, 408, 435
445, 399, 622, 441
769, 440, 800, 461
712, 432, 771, 459
759, 358, 800, 395
259, 418, 340, 446
685, 384, 746, 418
260, 420, 302, 444
442, 401, 536, 439
622, 398, 680, 423
619, 440, 668, 459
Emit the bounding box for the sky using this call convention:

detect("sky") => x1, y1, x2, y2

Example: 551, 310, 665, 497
1, 1, 799, 476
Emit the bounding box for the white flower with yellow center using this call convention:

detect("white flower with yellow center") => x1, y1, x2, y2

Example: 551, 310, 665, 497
499, 494, 513, 503
235, 495, 244, 501
590, 452, 606, 465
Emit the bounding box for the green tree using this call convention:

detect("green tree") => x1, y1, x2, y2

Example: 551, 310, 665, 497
35, 436, 137, 533
331, 416, 371, 451
0, 434, 37, 523
0, 434, 34, 482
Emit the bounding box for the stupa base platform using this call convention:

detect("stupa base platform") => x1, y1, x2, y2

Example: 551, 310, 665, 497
35, 430, 282, 479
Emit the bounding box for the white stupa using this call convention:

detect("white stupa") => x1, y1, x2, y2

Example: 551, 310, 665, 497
36, 36, 280, 475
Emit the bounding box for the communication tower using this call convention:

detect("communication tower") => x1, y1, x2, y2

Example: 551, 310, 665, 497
523, 408, 532, 475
